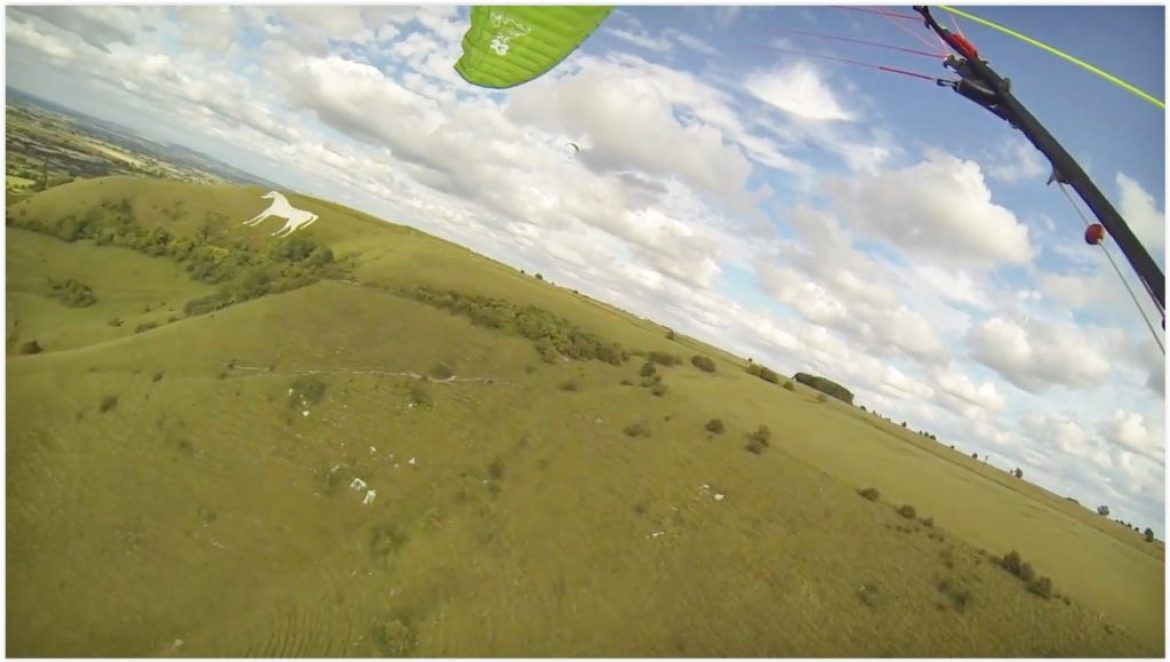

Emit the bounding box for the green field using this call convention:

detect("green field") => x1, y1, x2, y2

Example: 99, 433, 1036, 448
6, 176, 1164, 657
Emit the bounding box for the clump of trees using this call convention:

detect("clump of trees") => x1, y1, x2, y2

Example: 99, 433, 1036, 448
793, 372, 854, 405
403, 286, 629, 366
48, 278, 96, 307
12, 195, 349, 319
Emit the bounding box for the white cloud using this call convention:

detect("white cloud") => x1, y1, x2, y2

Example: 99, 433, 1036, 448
985, 137, 1047, 183
606, 27, 673, 53
6, 15, 77, 60
1100, 410, 1164, 464
670, 30, 718, 56
966, 316, 1114, 393
934, 368, 1008, 415
825, 150, 1035, 268
1116, 172, 1166, 262
745, 60, 855, 122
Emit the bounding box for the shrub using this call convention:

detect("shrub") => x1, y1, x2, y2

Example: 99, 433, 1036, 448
619, 378, 633, 386
650, 383, 668, 397
1027, 576, 1054, 599
705, 418, 725, 434
690, 355, 716, 373
18, 340, 42, 355
429, 362, 455, 380
488, 459, 505, 480
409, 383, 432, 407
998, 550, 1036, 582
750, 425, 771, 445
289, 374, 327, 406
535, 273, 543, 281
745, 425, 771, 455
640, 362, 657, 378
816, 393, 828, 403
920, 516, 934, 528
647, 351, 679, 367
623, 422, 651, 438
559, 379, 580, 392
936, 578, 974, 613
858, 487, 880, 502
746, 363, 780, 384
48, 278, 96, 307
665, 329, 675, 340
897, 504, 917, 519
369, 524, 409, 560
783, 381, 795, 391
372, 618, 417, 657
152, 372, 164, 382
134, 321, 158, 334
1145, 528, 1155, 543
108, 318, 124, 327
99, 394, 118, 413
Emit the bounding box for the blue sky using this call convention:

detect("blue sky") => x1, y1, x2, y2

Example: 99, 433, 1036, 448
4, 3, 1166, 532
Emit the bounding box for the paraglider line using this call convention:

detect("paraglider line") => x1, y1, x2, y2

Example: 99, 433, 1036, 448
763, 28, 941, 58
833, 6, 920, 21
878, 9, 950, 57
764, 46, 940, 82
1056, 181, 1165, 354
936, 5, 1165, 109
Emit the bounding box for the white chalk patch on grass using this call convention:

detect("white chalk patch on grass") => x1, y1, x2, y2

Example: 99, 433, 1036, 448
408, 457, 416, 466
302, 410, 310, 417
649, 531, 665, 539
714, 493, 725, 502
369, 446, 377, 455
350, 477, 367, 492
243, 191, 319, 238
362, 489, 376, 505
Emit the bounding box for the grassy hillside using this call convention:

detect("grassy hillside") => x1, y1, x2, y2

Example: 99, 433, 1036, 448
6, 176, 1164, 657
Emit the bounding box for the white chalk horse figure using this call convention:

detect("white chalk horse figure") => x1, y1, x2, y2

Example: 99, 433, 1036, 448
244, 191, 319, 238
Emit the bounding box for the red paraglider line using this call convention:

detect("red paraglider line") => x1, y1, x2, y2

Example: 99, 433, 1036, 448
763, 46, 940, 82
763, 28, 941, 58
832, 6, 920, 21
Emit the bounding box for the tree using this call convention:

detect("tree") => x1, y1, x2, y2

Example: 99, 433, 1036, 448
972, 452, 978, 459
1144, 528, 1155, 543
1014, 468, 1023, 479
1097, 505, 1110, 517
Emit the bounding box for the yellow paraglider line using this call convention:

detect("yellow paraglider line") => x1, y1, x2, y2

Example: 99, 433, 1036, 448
936, 5, 1165, 110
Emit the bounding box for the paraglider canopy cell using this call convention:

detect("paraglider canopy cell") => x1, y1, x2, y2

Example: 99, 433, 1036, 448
454, 6, 613, 89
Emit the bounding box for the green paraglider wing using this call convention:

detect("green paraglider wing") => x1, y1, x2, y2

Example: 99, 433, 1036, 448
454, 6, 613, 89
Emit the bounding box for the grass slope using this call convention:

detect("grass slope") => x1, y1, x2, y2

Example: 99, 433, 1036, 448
6, 176, 1164, 657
